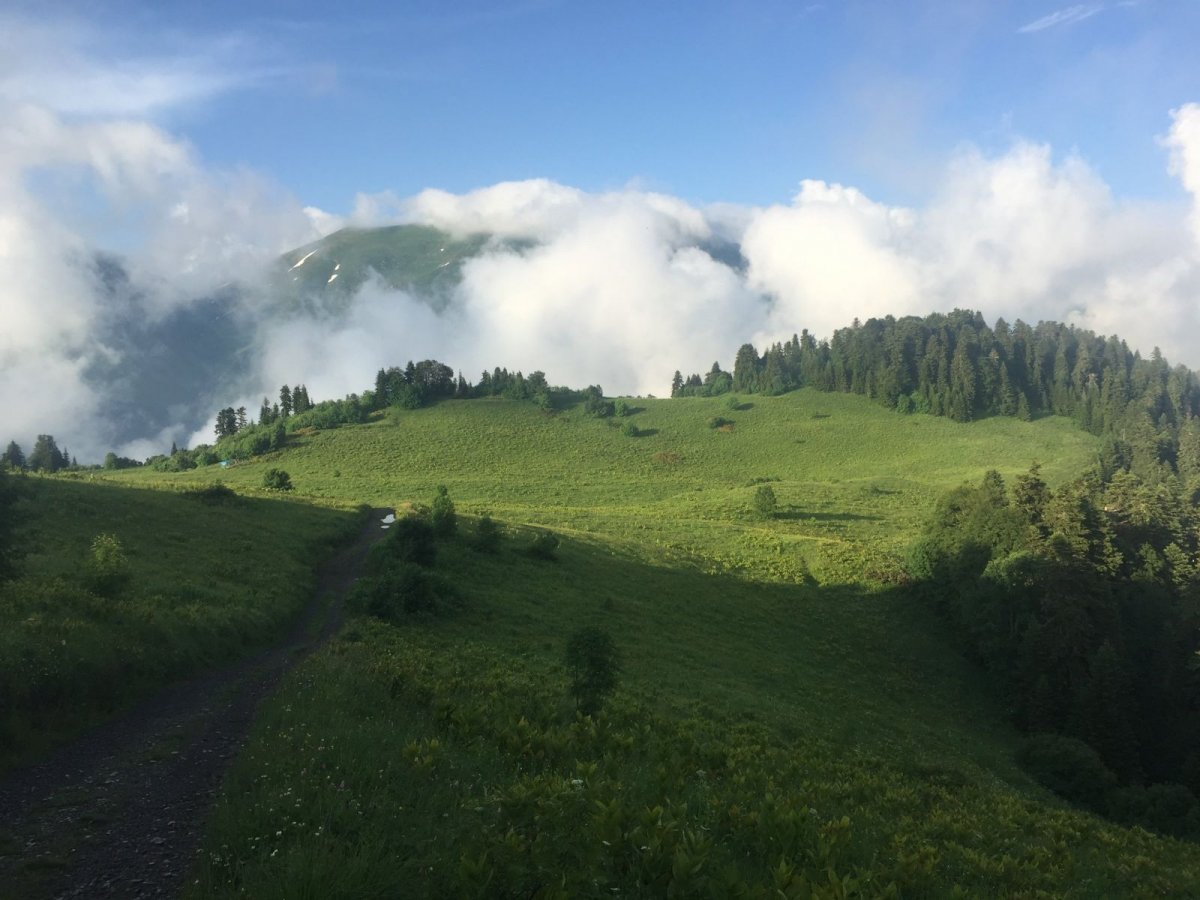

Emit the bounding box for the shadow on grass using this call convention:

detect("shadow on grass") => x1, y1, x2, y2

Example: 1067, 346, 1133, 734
775, 509, 883, 522
419, 520, 1005, 766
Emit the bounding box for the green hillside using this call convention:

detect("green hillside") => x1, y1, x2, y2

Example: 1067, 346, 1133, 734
15, 391, 1200, 894
126, 390, 1099, 584
85, 390, 1197, 895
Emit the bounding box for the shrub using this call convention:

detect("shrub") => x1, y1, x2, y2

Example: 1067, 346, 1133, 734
753, 484, 777, 519
565, 626, 620, 715
621, 420, 639, 438
583, 386, 615, 418
475, 514, 502, 553
85, 532, 131, 598
354, 563, 441, 621
614, 399, 631, 417
707, 416, 733, 429
1016, 734, 1116, 810
0, 468, 24, 581
431, 485, 457, 537
527, 530, 560, 561
188, 483, 237, 504
369, 517, 437, 571
262, 468, 293, 491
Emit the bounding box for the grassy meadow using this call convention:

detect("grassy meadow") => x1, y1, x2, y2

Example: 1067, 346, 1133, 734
116, 390, 1099, 584
36, 390, 1200, 894
156, 392, 1196, 896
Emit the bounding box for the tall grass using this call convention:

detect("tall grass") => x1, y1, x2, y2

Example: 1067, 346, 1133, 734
193, 529, 1200, 897
0, 476, 363, 770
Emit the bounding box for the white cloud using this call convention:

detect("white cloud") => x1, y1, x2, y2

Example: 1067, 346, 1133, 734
0, 16, 256, 117
350, 179, 587, 239
1017, 4, 1105, 34
304, 205, 345, 237
742, 181, 921, 338
1164, 103, 1200, 245
0, 24, 323, 461
742, 134, 1200, 369
451, 194, 756, 394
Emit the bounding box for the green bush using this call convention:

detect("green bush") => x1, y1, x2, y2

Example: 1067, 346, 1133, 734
707, 416, 733, 429
0, 468, 23, 581
565, 626, 620, 715
262, 468, 293, 491
583, 386, 615, 418
475, 514, 502, 553
187, 483, 238, 505
621, 420, 639, 438
431, 485, 457, 537
84, 532, 131, 598
753, 484, 777, 519
352, 563, 446, 621
1016, 734, 1116, 810
1108, 783, 1200, 838
369, 517, 437, 571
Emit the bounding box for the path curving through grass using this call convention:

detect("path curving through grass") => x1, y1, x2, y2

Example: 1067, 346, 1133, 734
0, 508, 392, 899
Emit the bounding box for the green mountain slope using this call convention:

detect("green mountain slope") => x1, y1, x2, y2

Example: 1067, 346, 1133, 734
274, 224, 494, 311
88, 390, 1200, 894
272, 223, 745, 311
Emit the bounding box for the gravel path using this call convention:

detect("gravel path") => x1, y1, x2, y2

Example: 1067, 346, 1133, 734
0, 508, 391, 899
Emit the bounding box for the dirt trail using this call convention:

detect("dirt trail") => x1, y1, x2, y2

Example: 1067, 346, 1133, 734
0, 508, 391, 899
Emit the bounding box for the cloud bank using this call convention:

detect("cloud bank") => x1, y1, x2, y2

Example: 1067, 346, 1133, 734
0, 18, 326, 462
268, 105, 1200, 422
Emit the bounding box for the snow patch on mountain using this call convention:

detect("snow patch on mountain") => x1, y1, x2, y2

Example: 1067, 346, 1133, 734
288, 250, 317, 271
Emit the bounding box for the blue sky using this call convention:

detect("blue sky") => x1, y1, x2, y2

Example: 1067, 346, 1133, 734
10, 0, 1200, 212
